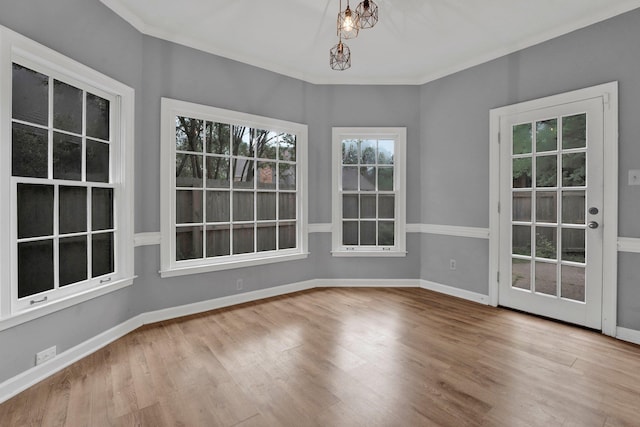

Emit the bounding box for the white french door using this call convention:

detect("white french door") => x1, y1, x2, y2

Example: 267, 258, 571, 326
494, 88, 614, 330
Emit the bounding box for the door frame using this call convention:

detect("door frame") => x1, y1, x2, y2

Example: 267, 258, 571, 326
488, 82, 618, 336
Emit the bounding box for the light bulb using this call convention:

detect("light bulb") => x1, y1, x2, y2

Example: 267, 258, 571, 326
344, 10, 354, 30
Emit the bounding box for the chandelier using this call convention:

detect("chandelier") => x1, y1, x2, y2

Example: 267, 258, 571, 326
330, 0, 379, 71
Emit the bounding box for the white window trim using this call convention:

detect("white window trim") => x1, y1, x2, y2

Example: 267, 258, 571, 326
160, 98, 308, 277
0, 25, 135, 330
331, 127, 407, 257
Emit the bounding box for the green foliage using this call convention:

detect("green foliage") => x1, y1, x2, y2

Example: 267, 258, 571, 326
512, 116, 587, 188
512, 158, 532, 187
252, 128, 276, 159
342, 139, 394, 191
512, 225, 531, 256
342, 140, 359, 164
512, 123, 532, 185
535, 232, 556, 259
562, 153, 586, 186
279, 133, 296, 161
512, 123, 532, 155
562, 114, 586, 149
361, 141, 376, 164
176, 117, 297, 186
536, 156, 557, 187
206, 122, 230, 155
536, 119, 557, 152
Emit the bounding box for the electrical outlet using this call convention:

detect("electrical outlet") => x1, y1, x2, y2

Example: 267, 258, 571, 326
629, 169, 640, 186
449, 259, 457, 270
36, 346, 56, 365
236, 279, 243, 290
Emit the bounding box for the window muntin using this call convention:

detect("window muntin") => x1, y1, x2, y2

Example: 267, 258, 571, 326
0, 25, 135, 323
161, 99, 308, 276
332, 128, 406, 256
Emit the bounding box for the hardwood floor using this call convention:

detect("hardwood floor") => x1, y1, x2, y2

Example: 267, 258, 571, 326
1, 287, 640, 426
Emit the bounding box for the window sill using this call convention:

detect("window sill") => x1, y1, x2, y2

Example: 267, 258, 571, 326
0, 276, 135, 332
160, 252, 310, 278
331, 250, 407, 257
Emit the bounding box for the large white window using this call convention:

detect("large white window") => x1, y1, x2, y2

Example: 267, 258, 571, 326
0, 26, 135, 325
332, 127, 406, 256
160, 98, 308, 276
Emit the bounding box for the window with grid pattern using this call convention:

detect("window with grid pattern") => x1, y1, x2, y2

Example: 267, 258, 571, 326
332, 128, 406, 256
160, 99, 308, 276
0, 25, 134, 319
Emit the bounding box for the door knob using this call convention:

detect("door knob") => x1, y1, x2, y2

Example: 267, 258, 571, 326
588, 221, 599, 229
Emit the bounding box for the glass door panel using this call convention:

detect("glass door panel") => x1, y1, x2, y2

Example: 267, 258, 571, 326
509, 109, 590, 303
535, 261, 557, 296
512, 259, 531, 290
561, 265, 586, 302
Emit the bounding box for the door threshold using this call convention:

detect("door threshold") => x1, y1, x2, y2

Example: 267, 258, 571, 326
498, 305, 601, 333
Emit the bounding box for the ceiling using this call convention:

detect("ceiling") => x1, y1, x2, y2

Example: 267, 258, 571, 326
100, 0, 640, 85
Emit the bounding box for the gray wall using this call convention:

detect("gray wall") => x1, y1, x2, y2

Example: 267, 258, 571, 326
0, 0, 638, 386
0, 0, 422, 383
418, 9, 640, 327
0, 0, 144, 386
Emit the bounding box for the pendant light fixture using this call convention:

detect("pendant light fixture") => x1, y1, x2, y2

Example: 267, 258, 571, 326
330, 0, 379, 71
337, 0, 360, 40
356, 0, 379, 29
330, 38, 351, 71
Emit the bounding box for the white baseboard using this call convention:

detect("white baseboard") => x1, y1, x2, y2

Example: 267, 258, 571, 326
139, 281, 317, 325
314, 278, 421, 288
0, 315, 142, 405
314, 279, 489, 308
616, 327, 640, 346
420, 280, 490, 305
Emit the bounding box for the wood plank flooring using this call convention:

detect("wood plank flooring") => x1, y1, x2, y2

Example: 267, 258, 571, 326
1, 287, 640, 426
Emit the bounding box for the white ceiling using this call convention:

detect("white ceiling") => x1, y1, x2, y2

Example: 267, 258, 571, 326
100, 0, 640, 85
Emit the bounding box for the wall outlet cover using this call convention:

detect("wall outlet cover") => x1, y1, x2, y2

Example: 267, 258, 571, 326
35, 346, 57, 365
